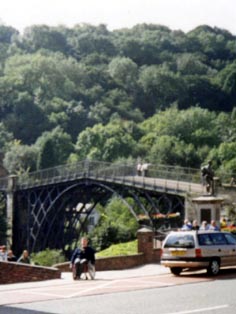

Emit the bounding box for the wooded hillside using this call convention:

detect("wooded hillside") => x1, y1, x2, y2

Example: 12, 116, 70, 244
0, 23, 236, 175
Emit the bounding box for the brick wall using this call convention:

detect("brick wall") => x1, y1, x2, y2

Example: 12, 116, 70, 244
0, 261, 61, 284
0, 228, 161, 283
55, 228, 162, 273
55, 253, 145, 272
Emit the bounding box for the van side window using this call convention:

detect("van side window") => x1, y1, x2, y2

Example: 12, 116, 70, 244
198, 234, 213, 245
225, 233, 236, 245
210, 233, 227, 245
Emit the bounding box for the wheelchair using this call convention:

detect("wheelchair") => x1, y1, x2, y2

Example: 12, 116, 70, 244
72, 258, 96, 280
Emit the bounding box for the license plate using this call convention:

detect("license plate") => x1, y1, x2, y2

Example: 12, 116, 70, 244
171, 250, 185, 256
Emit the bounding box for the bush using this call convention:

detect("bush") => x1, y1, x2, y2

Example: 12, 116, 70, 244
31, 248, 66, 266
96, 240, 138, 257
90, 224, 136, 252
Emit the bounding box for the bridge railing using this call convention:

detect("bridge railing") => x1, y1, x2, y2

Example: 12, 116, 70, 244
1, 159, 234, 192
11, 160, 202, 190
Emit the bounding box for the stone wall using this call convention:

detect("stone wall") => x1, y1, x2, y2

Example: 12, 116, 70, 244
0, 261, 61, 284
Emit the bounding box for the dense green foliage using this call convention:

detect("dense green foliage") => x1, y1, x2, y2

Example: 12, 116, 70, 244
1, 22, 236, 251
89, 197, 139, 252
96, 240, 137, 257
31, 248, 66, 266
0, 23, 236, 175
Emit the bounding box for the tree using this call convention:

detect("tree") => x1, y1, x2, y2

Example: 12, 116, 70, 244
67, 24, 116, 59
3, 141, 38, 174
141, 106, 220, 147
75, 119, 140, 162
176, 53, 211, 76
89, 196, 138, 251
0, 123, 13, 152
215, 62, 236, 109
147, 135, 199, 167
4, 92, 49, 144
180, 75, 226, 111
20, 25, 69, 54
45, 98, 88, 141
138, 66, 186, 114
108, 57, 138, 91
36, 127, 74, 169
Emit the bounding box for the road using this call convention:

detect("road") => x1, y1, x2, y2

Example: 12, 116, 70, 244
1, 266, 236, 314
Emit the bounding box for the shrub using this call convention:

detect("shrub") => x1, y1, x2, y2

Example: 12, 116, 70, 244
31, 248, 66, 266
96, 240, 138, 257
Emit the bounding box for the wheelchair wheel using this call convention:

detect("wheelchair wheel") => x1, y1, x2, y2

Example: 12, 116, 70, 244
88, 263, 96, 280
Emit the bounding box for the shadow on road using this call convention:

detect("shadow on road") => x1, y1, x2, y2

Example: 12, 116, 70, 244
178, 266, 236, 280
0, 307, 56, 314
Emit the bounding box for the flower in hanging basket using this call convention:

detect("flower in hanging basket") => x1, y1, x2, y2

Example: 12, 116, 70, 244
152, 213, 166, 220
166, 212, 181, 219
138, 214, 149, 221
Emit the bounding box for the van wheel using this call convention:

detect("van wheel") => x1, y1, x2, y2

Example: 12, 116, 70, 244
207, 259, 220, 276
170, 267, 182, 276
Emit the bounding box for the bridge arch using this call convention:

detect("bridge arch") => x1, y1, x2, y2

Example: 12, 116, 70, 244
12, 177, 185, 255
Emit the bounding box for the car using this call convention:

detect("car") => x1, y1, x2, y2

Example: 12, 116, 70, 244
160, 230, 236, 276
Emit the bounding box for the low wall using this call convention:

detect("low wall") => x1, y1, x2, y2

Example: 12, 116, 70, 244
0, 261, 61, 284
55, 249, 161, 273
55, 228, 161, 273
55, 253, 145, 272
0, 228, 161, 284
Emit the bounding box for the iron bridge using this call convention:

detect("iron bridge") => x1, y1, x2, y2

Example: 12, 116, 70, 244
0, 160, 204, 255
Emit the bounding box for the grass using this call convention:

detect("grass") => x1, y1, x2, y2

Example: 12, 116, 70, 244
96, 240, 138, 258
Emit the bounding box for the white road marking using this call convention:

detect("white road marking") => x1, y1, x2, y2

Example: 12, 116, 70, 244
164, 304, 229, 314
66, 280, 118, 298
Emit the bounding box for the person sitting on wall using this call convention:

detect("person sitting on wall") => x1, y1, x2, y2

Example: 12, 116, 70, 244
70, 237, 95, 280
17, 250, 31, 264
192, 220, 200, 230
0, 245, 8, 261
200, 220, 209, 230
7, 249, 17, 262
208, 220, 220, 231
181, 219, 192, 231
220, 217, 227, 228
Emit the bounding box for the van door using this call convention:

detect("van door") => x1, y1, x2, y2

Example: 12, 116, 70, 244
210, 233, 235, 266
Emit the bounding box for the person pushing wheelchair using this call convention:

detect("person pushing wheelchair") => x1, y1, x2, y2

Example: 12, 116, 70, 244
70, 237, 96, 280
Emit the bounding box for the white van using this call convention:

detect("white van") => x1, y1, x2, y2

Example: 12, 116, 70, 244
161, 230, 236, 276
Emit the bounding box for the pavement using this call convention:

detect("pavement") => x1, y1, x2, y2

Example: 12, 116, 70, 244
0, 263, 169, 292
2, 263, 228, 313
64, 263, 170, 280
0, 264, 171, 306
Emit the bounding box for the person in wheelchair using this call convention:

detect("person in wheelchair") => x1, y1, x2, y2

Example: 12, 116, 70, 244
70, 237, 95, 280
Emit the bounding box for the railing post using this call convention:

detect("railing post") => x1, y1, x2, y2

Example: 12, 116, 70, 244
84, 158, 89, 177
6, 175, 17, 248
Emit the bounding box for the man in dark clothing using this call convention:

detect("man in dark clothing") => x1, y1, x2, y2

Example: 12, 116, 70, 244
201, 160, 214, 194
70, 237, 95, 280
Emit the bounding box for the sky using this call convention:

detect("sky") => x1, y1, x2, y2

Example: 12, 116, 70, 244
1, 0, 236, 35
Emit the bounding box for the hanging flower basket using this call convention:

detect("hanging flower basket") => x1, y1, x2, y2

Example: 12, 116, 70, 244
137, 214, 151, 225
166, 212, 181, 219
152, 213, 166, 220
